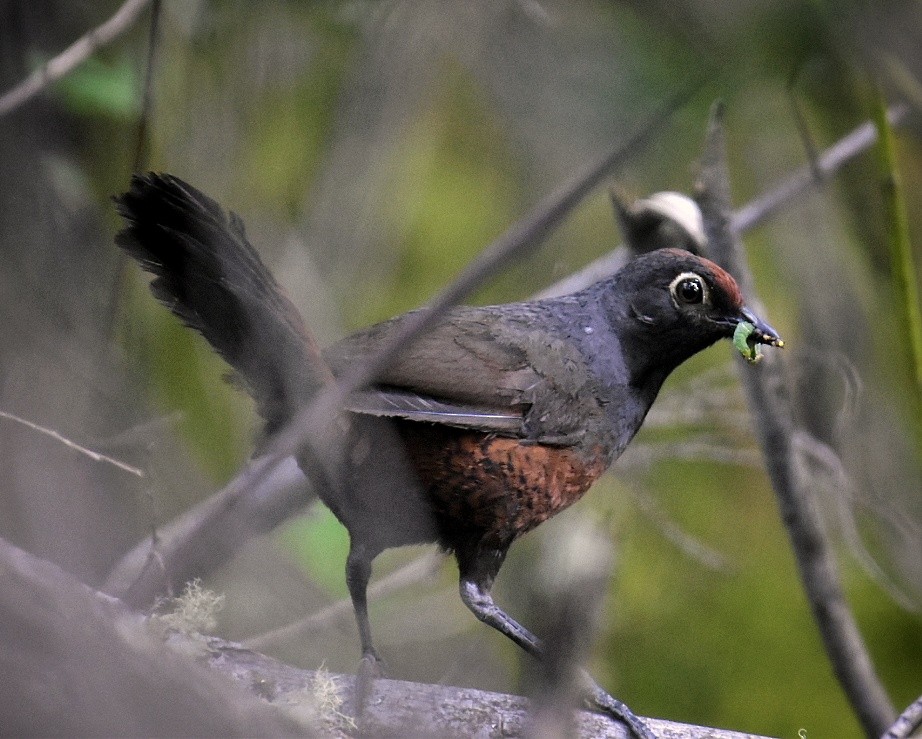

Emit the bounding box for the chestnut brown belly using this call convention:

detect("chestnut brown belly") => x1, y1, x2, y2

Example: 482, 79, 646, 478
397, 423, 609, 551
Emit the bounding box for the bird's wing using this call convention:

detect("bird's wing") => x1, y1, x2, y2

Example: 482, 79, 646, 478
345, 388, 524, 432
325, 307, 542, 434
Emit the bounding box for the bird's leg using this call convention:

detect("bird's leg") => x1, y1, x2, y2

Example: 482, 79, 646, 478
346, 542, 384, 711
346, 542, 383, 669
458, 547, 655, 739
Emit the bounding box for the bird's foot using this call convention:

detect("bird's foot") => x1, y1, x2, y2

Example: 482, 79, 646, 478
352, 649, 386, 715
359, 649, 386, 680
581, 672, 655, 739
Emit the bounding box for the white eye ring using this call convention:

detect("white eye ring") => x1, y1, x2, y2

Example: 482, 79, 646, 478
669, 272, 708, 306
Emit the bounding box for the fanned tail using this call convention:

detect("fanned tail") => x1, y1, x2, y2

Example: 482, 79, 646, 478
115, 172, 331, 433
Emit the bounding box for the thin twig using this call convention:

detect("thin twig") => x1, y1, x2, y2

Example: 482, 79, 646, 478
792, 430, 919, 612
0, 0, 154, 117
132, 0, 162, 172
629, 487, 733, 572
696, 101, 896, 737
731, 102, 909, 234
242, 550, 446, 652
0, 410, 144, 477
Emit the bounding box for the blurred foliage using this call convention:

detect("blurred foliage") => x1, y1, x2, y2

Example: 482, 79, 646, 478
54, 53, 139, 119
2, 1, 921, 737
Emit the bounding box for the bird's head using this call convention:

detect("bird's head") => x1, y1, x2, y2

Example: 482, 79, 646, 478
611, 248, 782, 379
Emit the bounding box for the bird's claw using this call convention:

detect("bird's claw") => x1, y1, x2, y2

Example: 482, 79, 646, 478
582, 672, 655, 739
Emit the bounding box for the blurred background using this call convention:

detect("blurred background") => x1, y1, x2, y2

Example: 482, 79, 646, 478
1, 1, 921, 736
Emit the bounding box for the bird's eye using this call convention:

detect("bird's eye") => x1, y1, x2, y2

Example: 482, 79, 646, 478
670, 273, 706, 305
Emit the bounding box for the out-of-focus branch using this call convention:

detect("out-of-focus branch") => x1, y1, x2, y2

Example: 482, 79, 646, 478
0, 0, 154, 117
731, 102, 908, 234
241, 549, 446, 652
5, 531, 774, 738
883, 694, 922, 739
132, 0, 161, 173
104, 455, 308, 606
526, 518, 613, 738
869, 91, 922, 446
696, 101, 896, 737
107, 86, 697, 607
0, 535, 306, 736
541, 103, 909, 299
257, 83, 701, 474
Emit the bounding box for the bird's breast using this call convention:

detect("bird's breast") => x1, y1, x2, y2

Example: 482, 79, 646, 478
396, 422, 611, 552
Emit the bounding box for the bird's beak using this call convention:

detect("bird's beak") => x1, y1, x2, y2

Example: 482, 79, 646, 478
739, 307, 784, 347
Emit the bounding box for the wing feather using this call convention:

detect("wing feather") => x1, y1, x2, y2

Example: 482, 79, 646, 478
346, 389, 524, 432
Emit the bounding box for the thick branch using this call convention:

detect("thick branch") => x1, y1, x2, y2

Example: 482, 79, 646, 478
0, 535, 305, 737
203, 638, 775, 739
6, 534, 775, 738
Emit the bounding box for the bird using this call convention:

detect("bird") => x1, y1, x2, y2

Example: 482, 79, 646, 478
115, 172, 782, 739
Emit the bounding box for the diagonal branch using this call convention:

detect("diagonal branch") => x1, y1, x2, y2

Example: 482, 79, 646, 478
257, 83, 702, 474
732, 102, 909, 234
108, 98, 910, 613
0, 0, 153, 117
105, 84, 699, 605
884, 694, 922, 739
696, 101, 896, 738
541, 103, 909, 298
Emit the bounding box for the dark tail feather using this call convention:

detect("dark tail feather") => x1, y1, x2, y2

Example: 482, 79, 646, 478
115, 172, 331, 433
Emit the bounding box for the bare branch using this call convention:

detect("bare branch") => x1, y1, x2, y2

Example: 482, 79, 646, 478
107, 85, 698, 607
629, 486, 734, 573
0, 409, 144, 477
883, 694, 922, 739
731, 102, 909, 234
104, 455, 308, 606
204, 637, 774, 739
241, 549, 446, 652
792, 430, 919, 612
0, 535, 306, 736
132, 0, 162, 172
539, 103, 910, 298
696, 101, 896, 737
0, 0, 154, 117
5, 533, 777, 738
259, 82, 702, 473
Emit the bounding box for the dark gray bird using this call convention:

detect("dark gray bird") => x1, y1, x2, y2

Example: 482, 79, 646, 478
115, 173, 782, 739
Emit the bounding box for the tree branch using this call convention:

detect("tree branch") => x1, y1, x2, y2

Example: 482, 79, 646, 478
204, 637, 774, 739
0, 534, 306, 737
695, 101, 896, 738
884, 694, 922, 739
0, 0, 154, 117
539, 103, 909, 299
106, 85, 698, 606
6, 533, 777, 738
